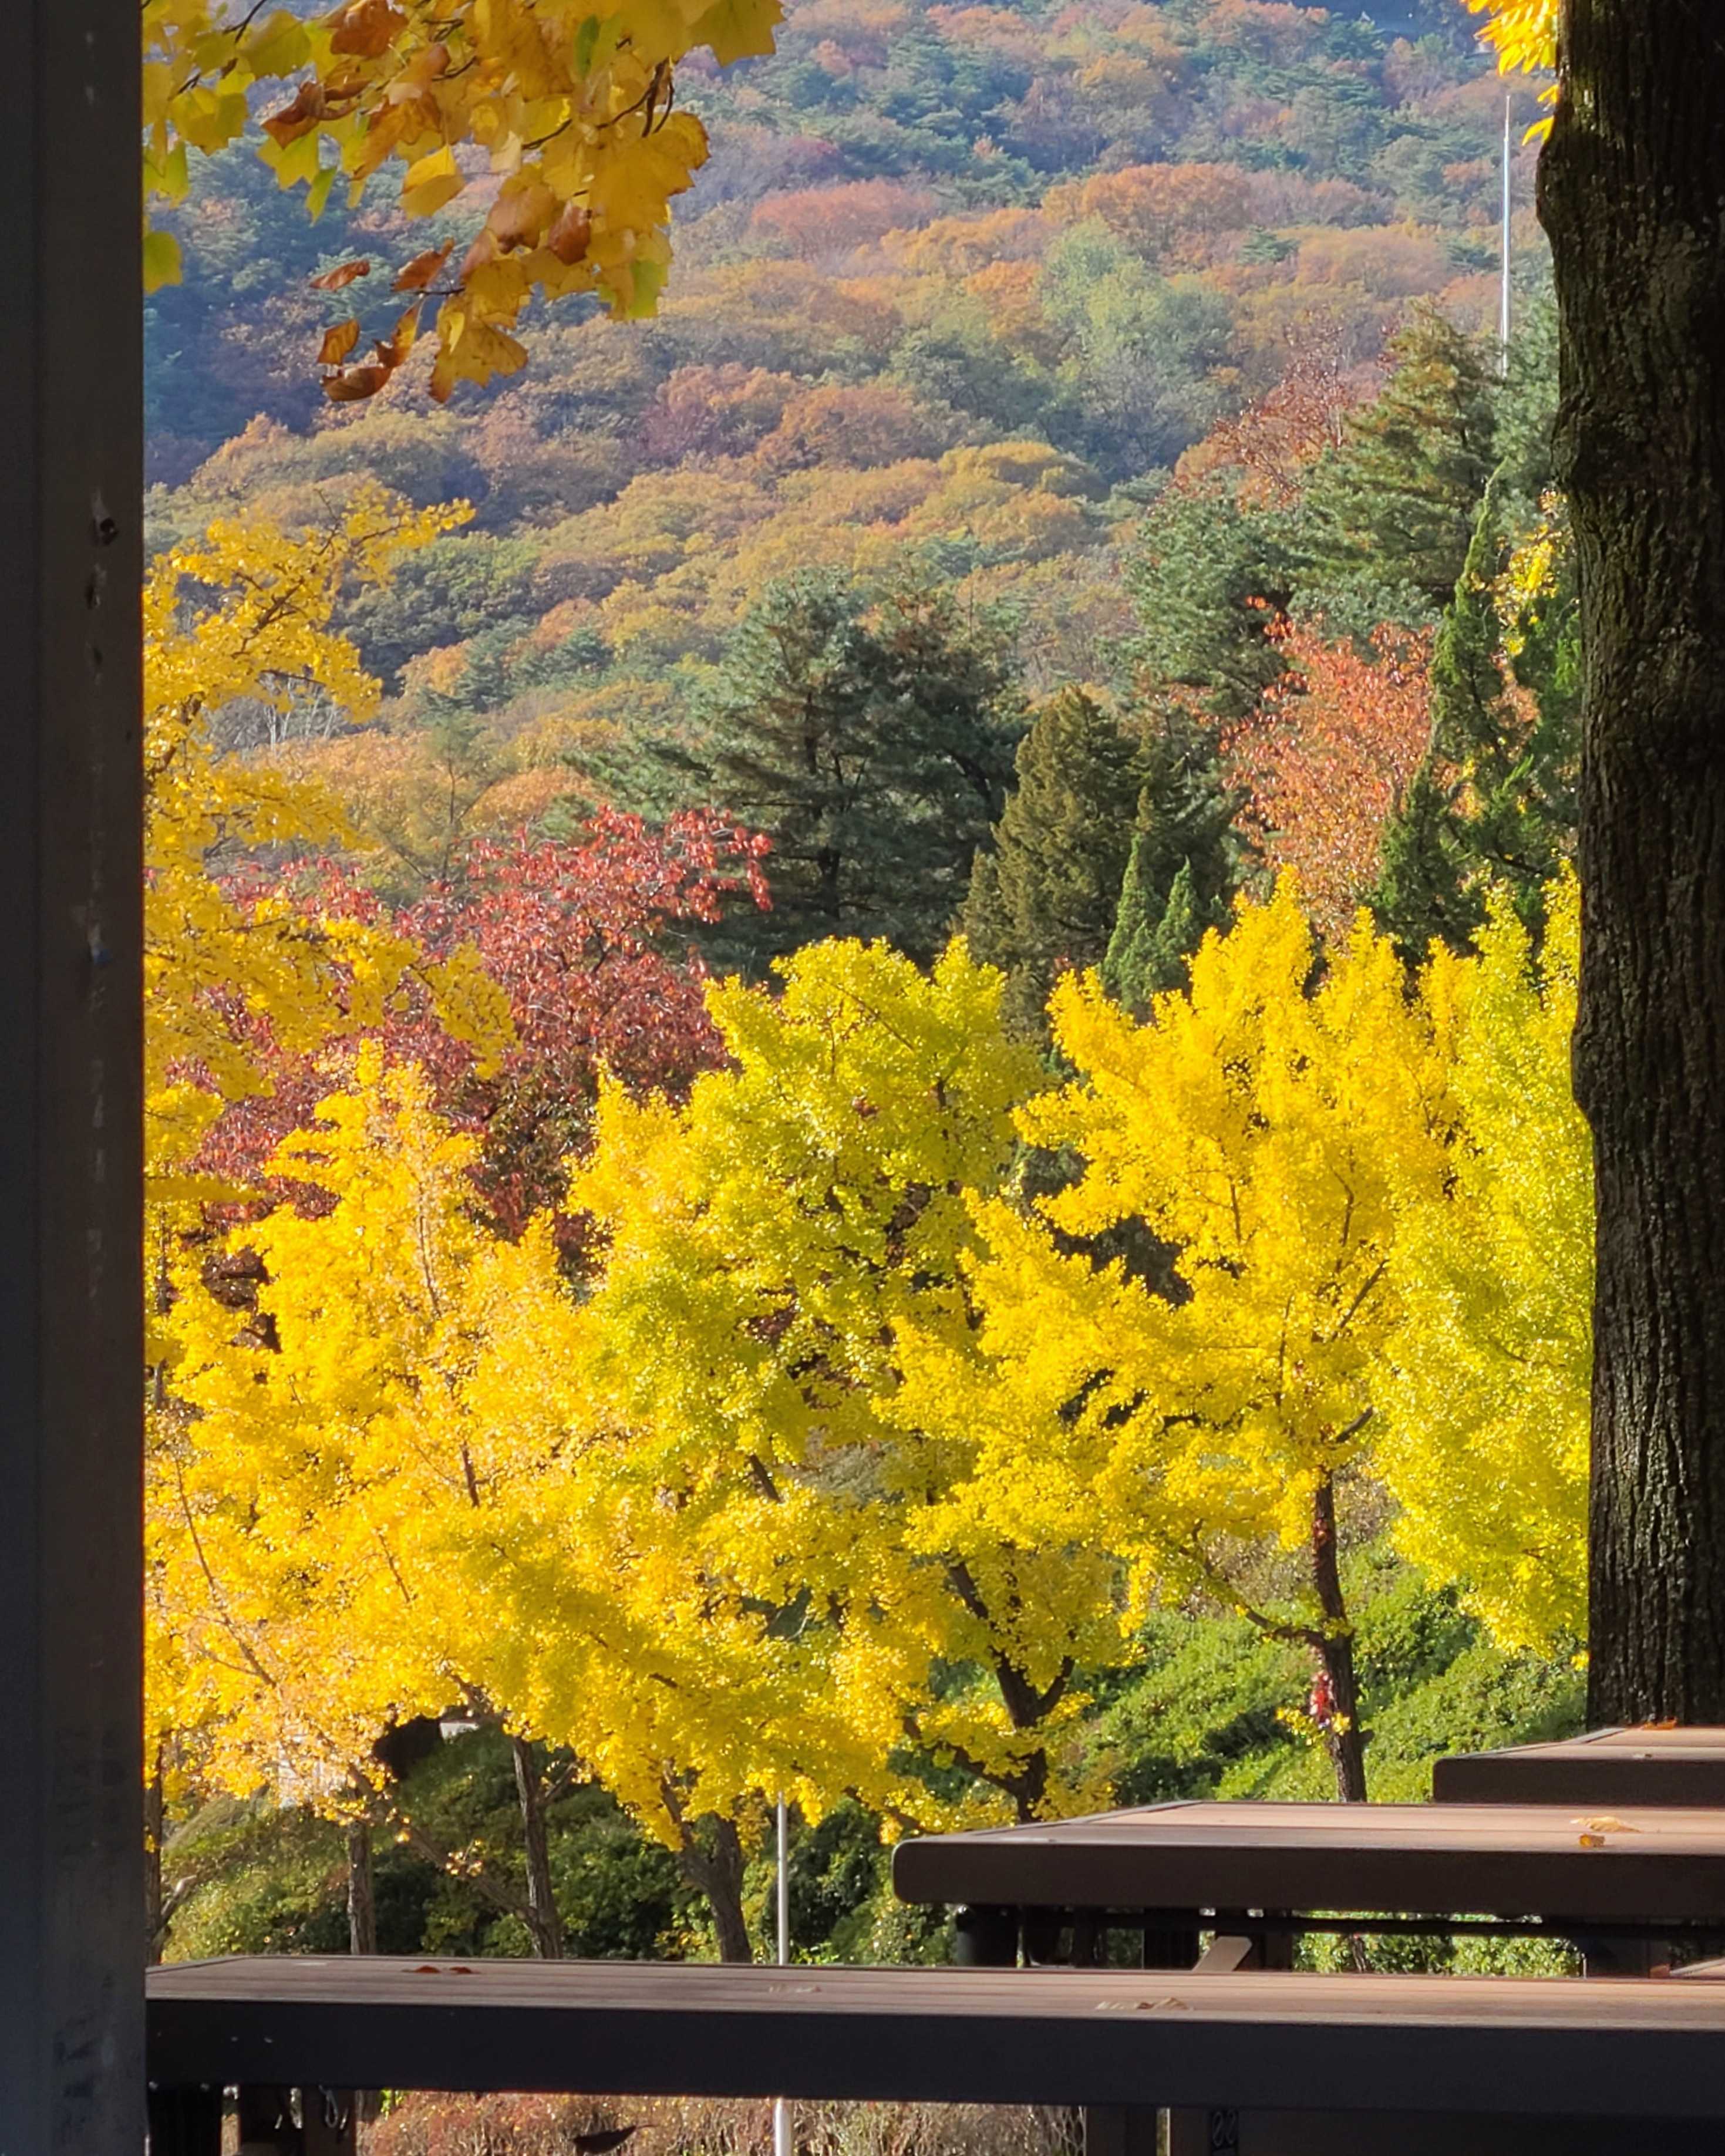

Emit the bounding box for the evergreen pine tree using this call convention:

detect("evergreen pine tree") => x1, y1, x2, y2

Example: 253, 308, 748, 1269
963, 689, 1144, 1039
1101, 708, 1240, 1013
1124, 486, 1293, 720
1299, 308, 1499, 622
1370, 757, 1474, 965
680, 573, 1023, 969
1370, 478, 1578, 959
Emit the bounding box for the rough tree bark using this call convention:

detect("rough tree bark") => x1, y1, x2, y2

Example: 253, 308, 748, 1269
511, 1734, 565, 1960
1310, 1474, 1368, 1803
346, 1818, 377, 1958
1538, 2, 1725, 1718
677, 1815, 754, 1963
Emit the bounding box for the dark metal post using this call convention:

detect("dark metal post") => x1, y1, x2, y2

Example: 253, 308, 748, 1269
0, 2, 145, 2153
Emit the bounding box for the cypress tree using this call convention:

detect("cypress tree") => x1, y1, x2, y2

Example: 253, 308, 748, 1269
963, 689, 1144, 1039
1101, 708, 1240, 1014
1370, 478, 1578, 960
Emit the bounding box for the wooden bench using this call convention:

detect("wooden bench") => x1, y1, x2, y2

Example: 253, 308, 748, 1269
147, 1955, 1725, 2156
1435, 1727, 1725, 1807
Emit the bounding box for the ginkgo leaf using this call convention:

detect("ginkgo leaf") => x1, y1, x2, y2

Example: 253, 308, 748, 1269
318, 317, 363, 367
311, 258, 371, 291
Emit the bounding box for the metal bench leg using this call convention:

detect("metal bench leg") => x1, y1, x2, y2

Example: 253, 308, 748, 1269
1084, 2104, 1161, 2156
301, 2087, 359, 2154
147, 2085, 223, 2156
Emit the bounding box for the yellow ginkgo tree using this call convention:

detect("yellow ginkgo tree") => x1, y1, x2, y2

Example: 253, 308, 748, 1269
567, 937, 1151, 1834
1376, 873, 1590, 1655
144, 483, 500, 1249
143, 0, 784, 400
896, 885, 1454, 1803
160, 1047, 866, 1960
143, 491, 514, 1942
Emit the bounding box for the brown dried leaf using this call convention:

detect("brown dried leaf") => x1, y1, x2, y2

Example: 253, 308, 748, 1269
373, 304, 422, 369
262, 79, 326, 146
546, 202, 592, 265
393, 241, 453, 293
458, 230, 500, 283
329, 0, 407, 58
311, 258, 372, 292
488, 181, 558, 252
318, 318, 362, 368
323, 362, 394, 403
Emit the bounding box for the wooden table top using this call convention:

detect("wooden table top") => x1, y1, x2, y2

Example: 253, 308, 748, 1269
890, 1800, 1725, 1921
1436, 1728, 1725, 1806
144, 1956, 1725, 2120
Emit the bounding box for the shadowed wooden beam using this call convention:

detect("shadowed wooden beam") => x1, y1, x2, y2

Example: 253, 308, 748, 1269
0, 1, 145, 2151
149, 1957, 1725, 2124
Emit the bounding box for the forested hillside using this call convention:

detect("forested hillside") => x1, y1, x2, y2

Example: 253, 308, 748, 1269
145, 0, 1589, 1975
147, 0, 1544, 855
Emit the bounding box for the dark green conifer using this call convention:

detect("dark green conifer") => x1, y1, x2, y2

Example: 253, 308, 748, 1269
1101, 710, 1239, 1014
963, 689, 1144, 1038
1124, 487, 1293, 720
1370, 477, 1578, 960
1299, 308, 1499, 621
680, 572, 1023, 969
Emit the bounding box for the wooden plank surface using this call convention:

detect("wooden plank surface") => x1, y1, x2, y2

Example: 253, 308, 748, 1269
890, 1800, 1725, 1919
1436, 1729, 1725, 1806
146, 1957, 1725, 2121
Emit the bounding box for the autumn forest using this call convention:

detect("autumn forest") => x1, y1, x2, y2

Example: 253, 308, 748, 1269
141, 0, 1587, 1986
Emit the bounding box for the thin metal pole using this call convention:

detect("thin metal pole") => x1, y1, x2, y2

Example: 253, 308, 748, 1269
1500, 92, 1514, 372
773, 1797, 792, 2156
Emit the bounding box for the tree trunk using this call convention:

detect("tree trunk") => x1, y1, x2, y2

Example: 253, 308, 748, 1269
678, 1815, 754, 1963
144, 1751, 165, 1966
1538, 4, 1725, 1719
1310, 1473, 1368, 1803
511, 1734, 564, 1960
346, 1818, 377, 1957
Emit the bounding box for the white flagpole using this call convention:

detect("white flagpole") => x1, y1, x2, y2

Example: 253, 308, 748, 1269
773, 1796, 792, 2156
1500, 93, 1514, 373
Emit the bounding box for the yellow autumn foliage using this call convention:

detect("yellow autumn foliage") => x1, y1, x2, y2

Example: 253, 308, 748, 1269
144, 488, 504, 1236
902, 881, 1451, 1626
1376, 872, 1590, 1652
141, 0, 784, 395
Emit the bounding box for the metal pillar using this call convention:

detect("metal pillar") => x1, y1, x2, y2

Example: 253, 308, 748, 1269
0, 1, 145, 2152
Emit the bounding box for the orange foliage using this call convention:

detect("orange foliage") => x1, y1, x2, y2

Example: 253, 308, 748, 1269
639, 363, 797, 463
749, 179, 939, 259
1202, 0, 1330, 65
1049, 161, 1255, 267
1177, 339, 1366, 508
1226, 619, 1433, 938
1294, 225, 1457, 300
758, 382, 949, 470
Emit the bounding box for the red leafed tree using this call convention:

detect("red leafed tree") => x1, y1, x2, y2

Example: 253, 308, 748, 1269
202, 808, 769, 1245
1177, 336, 1367, 510
1225, 618, 1432, 938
